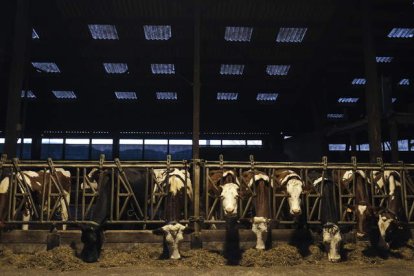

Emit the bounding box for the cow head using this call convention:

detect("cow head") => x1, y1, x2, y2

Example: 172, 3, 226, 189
322, 223, 342, 262
286, 178, 303, 216
251, 216, 271, 250
377, 210, 403, 250
347, 203, 376, 238
219, 183, 240, 217
80, 168, 100, 191
153, 222, 194, 259
80, 225, 104, 263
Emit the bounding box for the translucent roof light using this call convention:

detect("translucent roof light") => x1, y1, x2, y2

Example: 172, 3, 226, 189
103, 63, 128, 74
266, 65, 290, 76
224, 26, 253, 42
88, 24, 119, 40
387, 28, 414, 38
151, 64, 175, 74
376, 56, 393, 63
392, 97, 397, 103
352, 78, 366, 85
399, 78, 410, 86
143, 25, 172, 40
32, 62, 60, 73
115, 92, 137, 100
327, 113, 345, 119
256, 93, 278, 101
276, 27, 307, 43
52, 90, 77, 99
21, 90, 36, 99
220, 64, 245, 75
329, 144, 346, 151
32, 28, 39, 39
217, 92, 238, 101
338, 97, 359, 103
156, 92, 177, 100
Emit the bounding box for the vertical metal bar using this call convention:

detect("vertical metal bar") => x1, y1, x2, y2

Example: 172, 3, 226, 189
41, 167, 46, 222
75, 167, 79, 222
116, 171, 120, 220
184, 162, 188, 220
144, 167, 149, 226
150, 169, 154, 219
205, 167, 209, 222
110, 168, 114, 222
82, 168, 86, 220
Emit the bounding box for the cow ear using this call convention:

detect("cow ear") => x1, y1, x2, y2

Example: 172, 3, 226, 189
345, 205, 355, 213
152, 228, 165, 235
210, 184, 222, 196
183, 227, 194, 234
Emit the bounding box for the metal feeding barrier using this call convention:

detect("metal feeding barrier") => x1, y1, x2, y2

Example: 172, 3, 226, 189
1, 154, 414, 234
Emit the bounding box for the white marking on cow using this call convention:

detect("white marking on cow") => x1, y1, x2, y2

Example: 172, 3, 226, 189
0, 177, 10, 193
55, 168, 71, 178
357, 205, 367, 216
221, 183, 239, 216
248, 174, 271, 188
60, 190, 70, 231
161, 223, 187, 259
22, 208, 30, 231
153, 169, 193, 200
286, 178, 303, 215
378, 215, 392, 249
16, 173, 33, 190
312, 177, 328, 186
322, 224, 342, 262
252, 216, 270, 250
222, 170, 240, 185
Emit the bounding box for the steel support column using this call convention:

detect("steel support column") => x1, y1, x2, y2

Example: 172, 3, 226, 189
362, 0, 382, 162
4, 0, 31, 157
191, 0, 202, 249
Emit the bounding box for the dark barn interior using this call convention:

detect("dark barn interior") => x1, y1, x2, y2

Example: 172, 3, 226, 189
0, 0, 413, 163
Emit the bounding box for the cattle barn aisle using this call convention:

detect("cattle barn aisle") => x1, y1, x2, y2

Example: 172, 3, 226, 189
1, 157, 414, 255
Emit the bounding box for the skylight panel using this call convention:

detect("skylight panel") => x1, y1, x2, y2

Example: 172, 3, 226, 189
392, 97, 397, 103
376, 56, 393, 63
220, 64, 245, 75
266, 65, 290, 76
103, 63, 128, 74
329, 144, 346, 151
399, 78, 410, 86
32, 28, 39, 39
224, 27, 253, 42
387, 28, 414, 38
143, 25, 172, 40
352, 78, 366, 85
276, 27, 307, 43
156, 92, 177, 100
21, 90, 36, 99
338, 97, 359, 103
88, 24, 119, 40
115, 92, 137, 100
256, 93, 278, 102
151, 64, 175, 74
32, 62, 60, 73
327, 113, 344, 119
52, 90, 77, 99
217, 92, 238, 101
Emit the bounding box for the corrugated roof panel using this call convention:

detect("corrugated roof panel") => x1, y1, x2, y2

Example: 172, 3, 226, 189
352, 78, 366, 85
399, 78, 410, 85
32, 28, 39, 39
115, 92, 137, 100
156, 92, 177, 100
387, 28, 414, 38
151, 64, 175, 74
338, 97, 359, 103
217, 92, 238, 101
21, 90, 36, 99
143, 25, 171, 40
220, 64, 245, 75
88, 24, 119, 40
266, 65, 290, 76
32, 62, 61, 73
224, 27, 253, 42
256, 93, 278, 101
52, 90, 77, 99
103, 63, 128, 74
276, 27, 307, 43
376, 56, 393, 63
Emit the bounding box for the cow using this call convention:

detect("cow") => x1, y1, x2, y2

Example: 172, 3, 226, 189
272, 169, 304, 216
0, 168, 71, 230
80, 167, 193, 262
370, 170, 409, 250
207, 170, 241, 218
311, 175, 343, 262
242, 170, 271, 250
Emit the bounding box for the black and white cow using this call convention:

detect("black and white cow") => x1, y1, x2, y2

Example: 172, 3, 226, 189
312, 175, 343, 262
0, 168, 71, 230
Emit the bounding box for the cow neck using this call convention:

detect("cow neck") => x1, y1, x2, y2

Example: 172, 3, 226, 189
165, 185, 183, 223
254, 180, 270, 218
354, 174, 369, 206
320, 180, 338, 225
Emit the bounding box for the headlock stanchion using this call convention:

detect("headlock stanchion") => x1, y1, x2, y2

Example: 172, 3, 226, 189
0, 156, 414, 232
